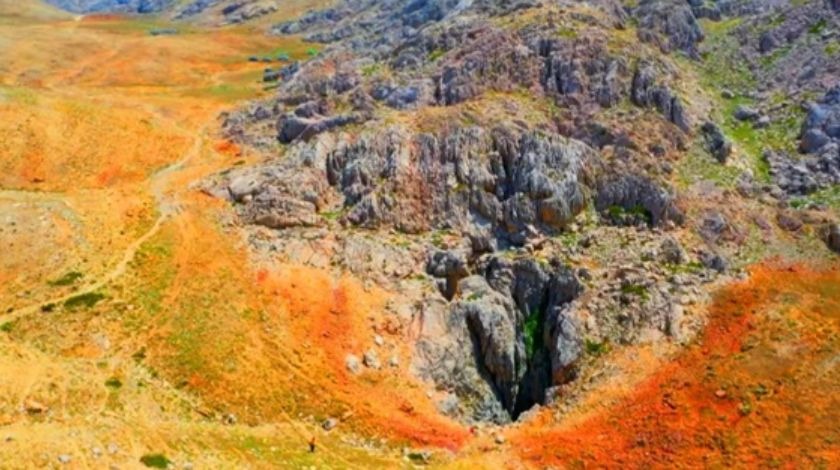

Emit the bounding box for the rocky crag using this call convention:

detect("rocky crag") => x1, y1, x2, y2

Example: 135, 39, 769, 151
206, 0, 840, 423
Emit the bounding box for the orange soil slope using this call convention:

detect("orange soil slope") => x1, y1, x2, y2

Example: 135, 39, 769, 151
512, 263, 840, 469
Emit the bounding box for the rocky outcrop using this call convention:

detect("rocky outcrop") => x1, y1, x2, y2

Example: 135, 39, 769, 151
417, 255, 582, 422
595, 175, 683, 227
631, 63, 690, 131
277, 113, 361, 144
801, 86, 840, 154
633, 0, 705, 58
701, 122, 732, 163
766, 88, 840, 196
324, 126, 600, 238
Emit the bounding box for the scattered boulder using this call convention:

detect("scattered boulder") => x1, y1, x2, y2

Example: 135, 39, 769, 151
699, 251, 728, 273
633, 0, 705, 57
363, 349, 381, 369
733, 105, 760, 122
776, 211, 803, 232
800, 128, 830, 153
427, 249, 470, 300
322, 417, 338, 430
227, 175, 260, 202
701, 122, 732, 163
660, 236, 685, 264
345, 354, 361, 374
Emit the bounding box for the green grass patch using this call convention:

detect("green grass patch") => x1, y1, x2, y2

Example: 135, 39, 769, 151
130, 235, 176, 319
64, 292, 106, 310
0, 322, 13, 333
790, 185, 840, 210
523, 308, 543, 361
606, 204, 652, 225
676, 142, 743, 188
140, 453, 171, 469
665, 260, 705, 275
183, 83, 259, 102
808, 18, 827, 35
584, 339, 609, 357
361, 63, 381, 77
320, 208, 346, 222
691, 26, 803, 186
428, 49, 446, 62
696, 18, 754, 93
621, 283, 650, 302
430, 229, 452, 249
48, 271, 83, 287
556, 27, 578, 39
105, 377, 123, 389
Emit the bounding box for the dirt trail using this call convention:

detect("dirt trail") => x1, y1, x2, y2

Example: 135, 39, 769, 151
3, 115, 206, 323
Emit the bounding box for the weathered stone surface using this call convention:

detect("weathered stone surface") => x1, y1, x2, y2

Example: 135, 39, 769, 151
701, 122, 732, 163
633, 0, 705, 57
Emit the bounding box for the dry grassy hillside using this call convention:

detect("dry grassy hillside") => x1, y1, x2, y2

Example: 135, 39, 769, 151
0, 1, 838, 469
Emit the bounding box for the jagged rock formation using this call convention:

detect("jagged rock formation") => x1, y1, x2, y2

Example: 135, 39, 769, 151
209, 0, 840, 424
416, 255, 582, 423
174, 0, 279, 23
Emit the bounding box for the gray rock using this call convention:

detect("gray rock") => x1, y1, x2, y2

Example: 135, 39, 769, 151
699, 251, 727, 273
701, 122, 732, 163
546, 306, 581, 384
733, 105, 760, 121
754, 115, 771, 129
363, 349, 381, 369
595, 175, 683, 227
345, 354, 361, 374
634, 0, 705, 57
631, 63, 691, 131
776, 211, 803, 232
759, 31, 779, 53
322, 417, 338, 430
800, 128, 830, 153
660, 236, 685, 264
426, 249, 470, 300
228, 175, 260, 202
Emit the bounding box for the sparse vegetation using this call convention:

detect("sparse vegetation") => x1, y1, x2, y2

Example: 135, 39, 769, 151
63, 292, 106, 310
105, 377, 123, 389
790, 185, 840, 210
606, 204, 653, 225
361, 63, 381, 77
584, 339, 609, 357
48, 271, 83, 286
140, 453, 171, 469
428, 48, 446, 61
523, 308, 543, 361
621, 283, 650, 302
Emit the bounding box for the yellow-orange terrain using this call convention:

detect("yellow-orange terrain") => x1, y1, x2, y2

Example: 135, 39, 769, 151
0, 2, 838, 469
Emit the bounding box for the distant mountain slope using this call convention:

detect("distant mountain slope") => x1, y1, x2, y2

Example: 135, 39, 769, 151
44, 0, 173, 13
0, 0, 71, 19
